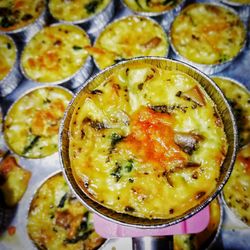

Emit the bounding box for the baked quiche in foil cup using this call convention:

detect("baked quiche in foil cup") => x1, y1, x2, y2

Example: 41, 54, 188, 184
20, 23, 93, 89
0, 0, 46, 43
169, 3, 247, 74
59, 57, 237, 228
88, 15, 169, 70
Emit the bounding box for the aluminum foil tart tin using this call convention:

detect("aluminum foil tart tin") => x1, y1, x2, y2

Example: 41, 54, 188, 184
211, 75, 250, 148
20, 23, 93, 90
59, 56, 237, 229
121, 0, 186, 29
3, 85, 73, 159
221, 143, 250, 228
92, 15, 169, 70
0, 0, 46, 44
220, 0, 250, 6
48, 0, 115, 38
169, 2, 247, 75
22, 170, 108, 250
0, 34, 22, 97
173, 196, 223, 250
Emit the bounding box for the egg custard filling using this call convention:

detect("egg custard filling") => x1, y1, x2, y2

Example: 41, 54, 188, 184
0, 34, 16, 81
69, 62, 228, 219
223, 144, 250, 226
4, 87, 72, 158
27, 173, 106, 250
49, 0, 111, 22
21, 24, 90, 83
123, 0, 182, 13
87, 15, 168, 69
0, 0, 44, 32
212, 77, 250, 147
170, 3, 246, 65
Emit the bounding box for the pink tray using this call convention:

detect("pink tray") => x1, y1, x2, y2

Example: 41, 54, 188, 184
94, 206, 210, 238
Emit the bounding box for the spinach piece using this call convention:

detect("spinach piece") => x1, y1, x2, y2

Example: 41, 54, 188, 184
57, 193, 67, 208
84, 1, 100, 14
22, 135, 40, 155
111, 163, 122, 182
111, 133, 125, 149
111, 160, 134, 182
124, 159, 134, 172
73, 45, 83, 50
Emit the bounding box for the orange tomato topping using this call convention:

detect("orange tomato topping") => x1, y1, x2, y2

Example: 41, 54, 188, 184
124, 107, 188, 171
7, 226, 16, 236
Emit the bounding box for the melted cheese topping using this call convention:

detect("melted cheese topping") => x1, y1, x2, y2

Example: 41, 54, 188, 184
123, 0, 182, 13
170, 3, 246, 65
49, 0, 110, 22
90, 15, 168, 69
223, 144, 250, 226
27, 173, 105, 250
21, 24, 90, 83
212, 77, 250, 147
0, 0, 44, 32
174, 198, 221, 250
0, 155, 31, 207
69, 62, 228, 219
4, 87, 72, 158
0, 35, 16, 81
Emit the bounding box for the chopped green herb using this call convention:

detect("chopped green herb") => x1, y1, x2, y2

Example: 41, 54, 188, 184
111, 164, 122, 182
110, 133, 125, 149
110, 160, 134, 182
73, 45, 83, 50
124, 159, 134, 172
22, 135, 40, 155
58, 193, 67, 208
84, 0, 100, 14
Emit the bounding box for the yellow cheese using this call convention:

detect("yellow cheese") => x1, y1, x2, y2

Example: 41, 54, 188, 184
174, 198, 221, 250
90, 15, 168, 69
69, 61, 228, 219
170, 3, 246, 65
223, 144, 250, 226
0, 155, 31, 207
21, 24, 90, 83
27, 172, 106, 250
49, 0, 111, 22
212, 77, 250, 147
0, 35, 16, 81
123, 0, 182, 13
4, 86, 72, 158
0, 0, 45, 32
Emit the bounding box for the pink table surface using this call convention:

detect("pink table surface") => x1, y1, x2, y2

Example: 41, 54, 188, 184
93, 206, 210, 238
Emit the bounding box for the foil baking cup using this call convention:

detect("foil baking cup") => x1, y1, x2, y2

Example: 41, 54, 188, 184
20, 23, 93, 90
48, 0, 115, 39
0, 0, 46, 44
169, 3, 247, 75
0, 34, 22, 97
92, 15, 170, 71
121, 0, 186, 30
59, 56, 238, 229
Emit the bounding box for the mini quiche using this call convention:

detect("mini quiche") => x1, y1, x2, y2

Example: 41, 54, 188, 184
21, 24, 91, 84
223, 143, 250, 226
27, 172, 106, 250
0, 34, 16, 81
49, 0, 111, 22
0, 155, 31, 207
221, 0, 250, 5
4, 86, 72, 158
174, 198, 221, 250
123, 0, 183, 13
68, 61, 228, 219
212, 77, 250, 147
88, 15, 168, 69
0, 0, 45, 32
170, 3, 246, 65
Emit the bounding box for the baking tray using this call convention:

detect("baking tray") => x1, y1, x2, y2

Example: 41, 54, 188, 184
0, 0, 249, 249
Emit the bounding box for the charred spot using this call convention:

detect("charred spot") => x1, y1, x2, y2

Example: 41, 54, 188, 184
53, 40, 62, 46
169, 208, 174, 214
176, 91, 182, 97
81, 129, 85, 139
129, 178, 134, 183
126, 68, 129, 75
191, 34, 200, 40
91, 89, 103, 95
138, 83, 144, 90
84, 179, 89, 188
150, 105, 169, 114
21, 13, 33, 21
195, 191, 206, 200
192, 172, 198, 179
242, 202, 249, 210
124, 206, 135, 213
163, 171, 173, 187
145, 74, 154, 81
